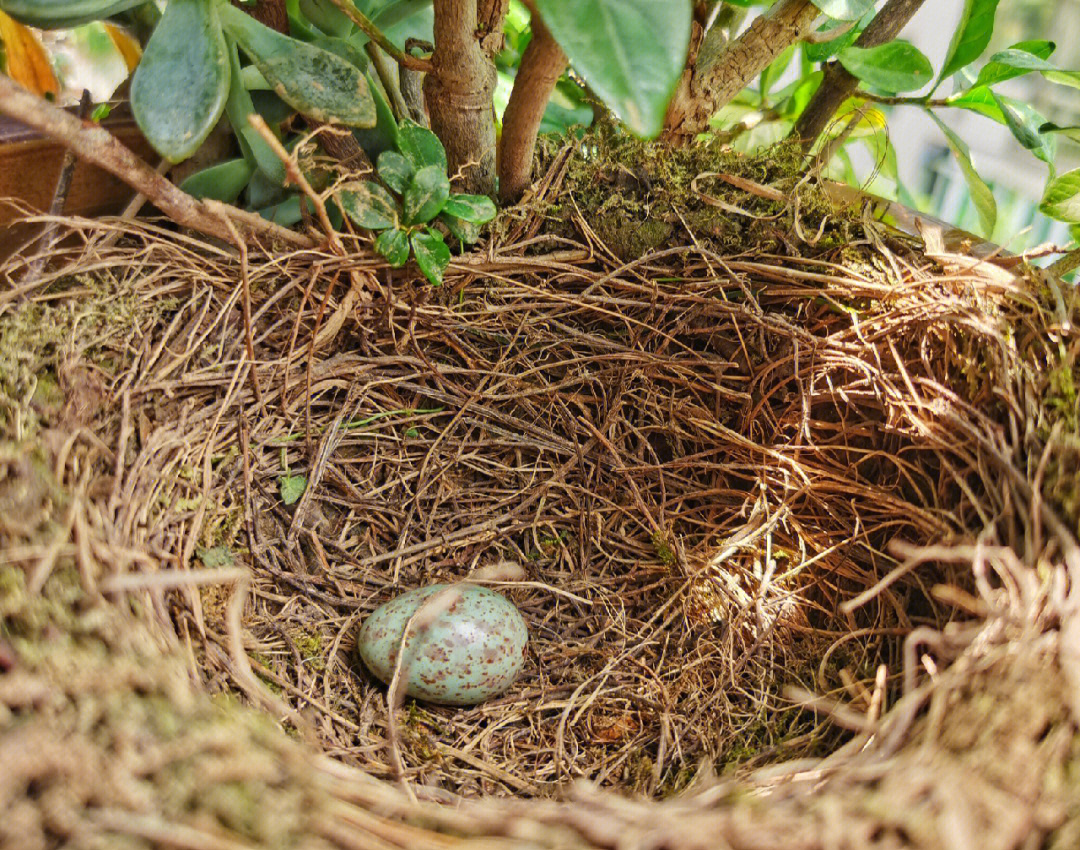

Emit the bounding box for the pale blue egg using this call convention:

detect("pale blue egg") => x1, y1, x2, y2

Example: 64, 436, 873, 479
356, 583, 528, 706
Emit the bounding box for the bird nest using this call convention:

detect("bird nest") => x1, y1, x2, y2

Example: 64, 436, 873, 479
1, 136, 1079, 848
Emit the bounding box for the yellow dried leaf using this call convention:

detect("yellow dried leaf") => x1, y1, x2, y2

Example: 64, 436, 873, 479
104, 22, 141, 73
0, 11, 59, 97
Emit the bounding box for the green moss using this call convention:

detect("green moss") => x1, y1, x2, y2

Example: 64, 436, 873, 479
540, 130, 860, 263
651, 530, 676, 566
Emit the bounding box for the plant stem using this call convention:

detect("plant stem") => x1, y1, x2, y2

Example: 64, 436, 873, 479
795, 0, 926, 149
497, 14, 566, 203
324, 0, 432, 73
425, 0, 501, 193
0, 74, 312, 249
663, 0, 821, 141
857, 92, 951, 108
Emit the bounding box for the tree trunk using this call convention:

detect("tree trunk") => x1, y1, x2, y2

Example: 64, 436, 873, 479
497, 16, 566, 203
794, 0, 927, 150
424, 0, 500, 194
663, 0, 820, 142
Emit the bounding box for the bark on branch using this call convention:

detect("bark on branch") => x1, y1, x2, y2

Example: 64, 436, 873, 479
424, 0, 503, 194
795, 0, 927, 150
0, 74, 313, 249
497, 16, 567, 203
663, 0, 820, 141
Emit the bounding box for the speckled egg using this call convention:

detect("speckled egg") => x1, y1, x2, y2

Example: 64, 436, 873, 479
355, 583, 528, 706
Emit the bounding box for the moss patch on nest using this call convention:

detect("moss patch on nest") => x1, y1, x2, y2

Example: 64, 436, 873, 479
539, 131, 862, 261
0, 565, 331, 850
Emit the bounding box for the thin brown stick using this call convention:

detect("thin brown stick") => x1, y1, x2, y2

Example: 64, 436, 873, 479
0, 74, 313, 249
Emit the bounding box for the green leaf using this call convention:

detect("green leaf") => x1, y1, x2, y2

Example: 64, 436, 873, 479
309, 34, 369, 71
785, 78, 823, 124
371, 0, 432, 30
299, 0, 353, 37
439, 211, 482, 244
225, 39, 287, 185
396, 119, 447, 172
837, 42, 932, 93
377, 150, 414, 194
180, 157, 255, 203
803, 15, 866, 63
353, 69, 401, 160
402, 165, 451, 225
809, 1, 874, 21
219, 2, 376, 127
990, 92, 1055, 171
978, 48, 1080, 91
1040, 168, 1080, 223
535, 0, 691, 138
411, 228, 451, 286
1040, 123, 1080, 145
130, 0, 229, 163
946, 85, 1005, 122
443, 193, 496, 224
938, 0, 1000, 85
760, 44, 795, 102
927, 111, 996, 237
0, 0, 144, 29
973, 39, 1054, 88
279, 474, 307, 505
374, 228, 411, 267
339, 181, 399, 230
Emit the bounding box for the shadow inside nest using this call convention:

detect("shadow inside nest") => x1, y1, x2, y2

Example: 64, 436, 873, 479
129, 219, 1015, 800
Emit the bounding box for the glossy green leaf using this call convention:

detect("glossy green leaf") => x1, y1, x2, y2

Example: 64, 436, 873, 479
440, 212, 482, 245
973, 40, 1054, 88
760, 44, 795, 101
371, 0, 432, 30
946, 85, 1005, 122
225, 39, 287, 185
219, 2, 376, 127
443, 193, 496, 224
130, 0, 229, 163
1039, 168, 1080, 223
374, 228, 411, 267
258, 196, 308, 226
309, 34, 369, 70
0, 0, 143, 29
781, 70, 824, 119
927, 111, 996, 237
377, 150, 414, 194
803, 15, 865, 63
340, 181, 399, 230
1040, 123, 1080, 145
411, 228, 451, 286
535, 0, 691, 138
938, 0, 1000, 85
990, 92, 1055, 171
397, 119, 447, 172
810, 0, 874, 20
179, 157, 255, 203
279, 474, 307, 505
979, 48, 1080, 91
353, 69, 400, 160
838, 42, 932, 93
1036, 167, 1080, 222
402, 165, 451, 224
299, 0, 353, 37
